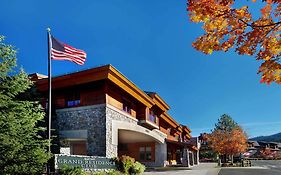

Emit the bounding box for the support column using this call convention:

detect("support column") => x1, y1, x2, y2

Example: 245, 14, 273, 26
155, 142, 167, 167
186, 149, 190, 167
189, 151, 193, 166
192, 152, 195, 166
196, 150, 200, 165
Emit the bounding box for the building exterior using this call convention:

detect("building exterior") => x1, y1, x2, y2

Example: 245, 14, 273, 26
245, 141, 281, 158
32, 64, 199, 167
198, 133, 217, 162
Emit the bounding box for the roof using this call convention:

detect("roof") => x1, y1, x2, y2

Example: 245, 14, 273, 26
166, 139, 198, 151
34, 64, 155, 108
248, 141, 260, 147
29, 73, 48, 81
145, 91, 170, 111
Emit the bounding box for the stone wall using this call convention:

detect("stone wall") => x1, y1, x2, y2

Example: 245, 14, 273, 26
56, 104, 107, 156
56, 103, 169, 167
105, 105, 138, 157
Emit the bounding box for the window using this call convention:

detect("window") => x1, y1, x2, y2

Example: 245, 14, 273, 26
149, 110, 157, 123
67, 100, 80, 107
139, 146, 152, 161
122, 99, 131, 114
66, 91, 80, 107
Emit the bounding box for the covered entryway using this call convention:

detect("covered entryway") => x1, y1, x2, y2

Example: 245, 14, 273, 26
118, 130, 158, 163
111, 120, 167, 167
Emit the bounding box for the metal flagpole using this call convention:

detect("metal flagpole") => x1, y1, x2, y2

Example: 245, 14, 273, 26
47, 27, 52, 175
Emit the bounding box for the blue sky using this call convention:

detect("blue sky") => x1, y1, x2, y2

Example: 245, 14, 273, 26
1, 1, 281, 137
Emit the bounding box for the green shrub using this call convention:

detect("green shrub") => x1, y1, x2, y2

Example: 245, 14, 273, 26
129, 161, 145, 175
59, 164, 86, 175
119, 155, 135, 174
114, 155, 145, 175
108, 171, 123, 175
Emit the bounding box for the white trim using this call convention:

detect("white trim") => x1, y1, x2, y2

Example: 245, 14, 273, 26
112, 120, 166, 146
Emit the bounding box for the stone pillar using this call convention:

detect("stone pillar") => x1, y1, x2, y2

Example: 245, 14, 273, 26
155, 142, 167, 167
189, 151, 194, 166
196, 150, 200, 165
192, 152, 195, 166
194, 151, 198, 165
182, 147, 189, 167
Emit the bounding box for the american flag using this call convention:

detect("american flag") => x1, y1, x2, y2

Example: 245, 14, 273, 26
50, 35, 86, 65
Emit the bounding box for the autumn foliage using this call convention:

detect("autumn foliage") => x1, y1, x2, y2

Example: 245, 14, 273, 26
207, 126, 247, 157
187, 0, 281, 84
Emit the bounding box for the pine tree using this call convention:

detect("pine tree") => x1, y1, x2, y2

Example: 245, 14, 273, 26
0, 36, 49, 174
214, 114, 238, 132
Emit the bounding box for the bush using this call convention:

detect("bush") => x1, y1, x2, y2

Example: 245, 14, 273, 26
59, 165, 86, 175
114, 155, 145, 175
119, 155, 135, 174
130, 161, 145, 175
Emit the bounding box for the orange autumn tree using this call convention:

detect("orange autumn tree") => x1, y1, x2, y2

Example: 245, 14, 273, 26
187, 0, 281, 84
207, 114, 247, 163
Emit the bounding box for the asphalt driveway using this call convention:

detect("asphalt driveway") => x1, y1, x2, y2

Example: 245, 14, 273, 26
219, 160, 281, 175
143, 163, 219, 175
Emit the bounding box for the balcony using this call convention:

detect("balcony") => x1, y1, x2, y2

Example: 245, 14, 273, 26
139, 114, 159, 130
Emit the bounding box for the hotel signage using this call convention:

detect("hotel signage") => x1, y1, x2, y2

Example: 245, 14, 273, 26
55, 154, 116, 170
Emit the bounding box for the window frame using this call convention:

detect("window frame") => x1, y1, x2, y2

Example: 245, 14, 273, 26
66, 91, 81, 107
139, 146, 152, 161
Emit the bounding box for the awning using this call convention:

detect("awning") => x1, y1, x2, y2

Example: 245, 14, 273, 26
166, 139, 198, 151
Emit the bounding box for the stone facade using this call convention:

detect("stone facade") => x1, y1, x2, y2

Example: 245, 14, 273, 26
105, 105, 138, 157
56, 103, 169, 166
56, 104, 107, 156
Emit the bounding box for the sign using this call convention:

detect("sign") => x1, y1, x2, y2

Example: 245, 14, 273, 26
55, 154, 116, 170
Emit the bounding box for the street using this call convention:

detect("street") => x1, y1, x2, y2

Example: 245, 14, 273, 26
219, 160, 281, 175
144, 160, 281, 175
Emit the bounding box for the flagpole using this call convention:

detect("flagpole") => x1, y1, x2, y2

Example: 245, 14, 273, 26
47, 27, 52, 175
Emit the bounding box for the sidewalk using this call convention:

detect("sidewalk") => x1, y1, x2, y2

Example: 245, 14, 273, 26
143, 163, 221, 175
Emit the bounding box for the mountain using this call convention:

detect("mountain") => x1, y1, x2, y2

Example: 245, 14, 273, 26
250, 132, 281, 142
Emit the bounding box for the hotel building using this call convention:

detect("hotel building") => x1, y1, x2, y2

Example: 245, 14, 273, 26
32, 65, 199, 167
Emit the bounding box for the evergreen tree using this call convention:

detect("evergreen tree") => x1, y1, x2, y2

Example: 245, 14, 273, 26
214, 114, 238, 132
0, 36, 49, 174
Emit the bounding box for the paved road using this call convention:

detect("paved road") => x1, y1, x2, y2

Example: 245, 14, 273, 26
219, 160, 281, 175
144, 160, 281, 175
252, 160, 281, 171
144, 163, 220, 175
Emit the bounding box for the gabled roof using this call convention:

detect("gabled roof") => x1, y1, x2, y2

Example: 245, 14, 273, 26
248, 141, 260, 147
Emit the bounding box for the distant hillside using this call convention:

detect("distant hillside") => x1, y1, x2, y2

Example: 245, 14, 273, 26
250, 132, 281, 142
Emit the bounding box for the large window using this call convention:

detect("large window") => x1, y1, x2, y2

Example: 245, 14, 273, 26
139, 146, 152, 161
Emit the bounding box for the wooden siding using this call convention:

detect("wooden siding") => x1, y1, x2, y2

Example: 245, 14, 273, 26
118, 142, 155, 162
